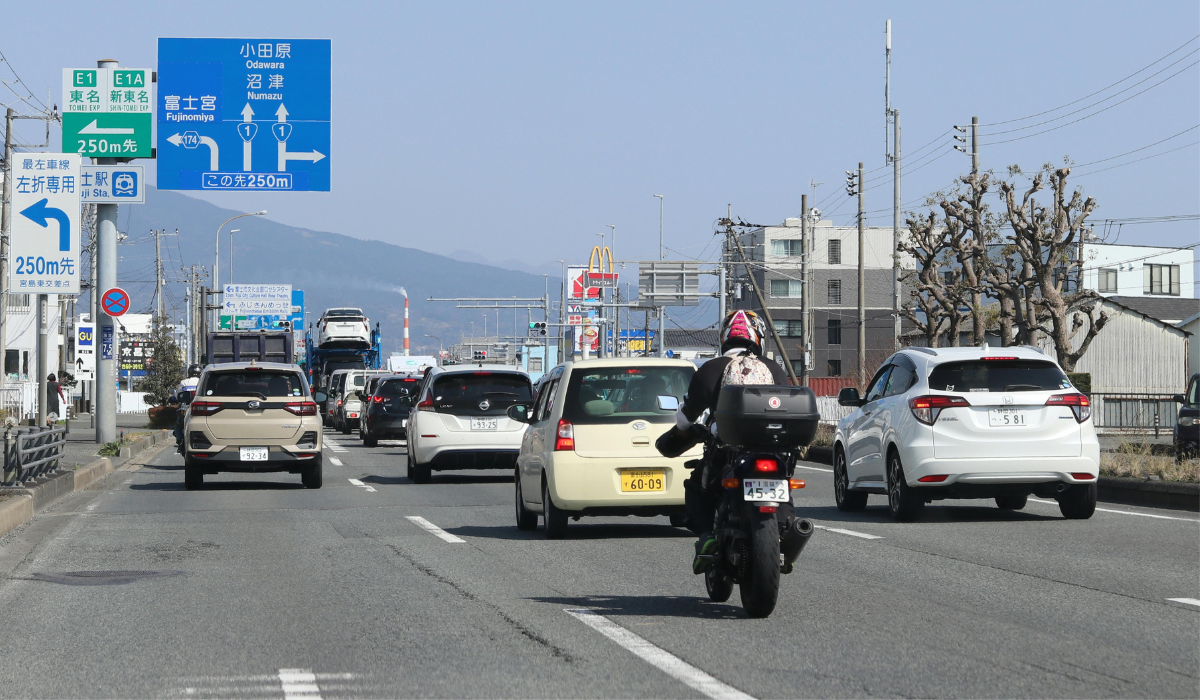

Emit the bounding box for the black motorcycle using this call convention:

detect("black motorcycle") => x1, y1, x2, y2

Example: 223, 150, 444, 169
658, 384, 820, 618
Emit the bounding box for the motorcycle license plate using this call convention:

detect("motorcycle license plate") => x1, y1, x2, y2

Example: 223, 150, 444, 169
743, 479, 788, 502
621, 469, 664, 492
470, 417, 498, 430
239, 447, 269, 462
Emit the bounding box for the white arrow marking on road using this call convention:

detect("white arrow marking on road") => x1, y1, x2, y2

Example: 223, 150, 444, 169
328, 456, 343, 466
278, 669, 321, 700
78, 119, 134, 135
812, 524, 882, 540
1167, 598, 1200, 607
348, 478, 375, 492
405, 516, 465, 543
166, 133, 219, 170
565, 609, 756, 700
241, 104, 255, 172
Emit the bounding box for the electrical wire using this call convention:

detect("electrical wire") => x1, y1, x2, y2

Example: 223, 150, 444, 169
1072, 140, 1199, 178
0, 47, 50, 114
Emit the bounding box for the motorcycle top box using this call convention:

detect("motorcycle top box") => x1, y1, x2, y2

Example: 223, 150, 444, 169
715, 385, 820, 448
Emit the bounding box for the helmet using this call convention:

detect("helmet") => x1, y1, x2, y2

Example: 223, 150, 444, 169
187, 363, 203, 378
720, 309, 767, 355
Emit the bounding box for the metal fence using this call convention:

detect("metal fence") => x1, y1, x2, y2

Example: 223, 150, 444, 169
0, 381, 37, 421
1091, 393, 1179, 435
1, 425, 66, 485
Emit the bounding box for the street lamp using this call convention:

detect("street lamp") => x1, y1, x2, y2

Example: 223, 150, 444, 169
228, 229, 240, 285
653, 194, 665, 357
653, 195, 664, 261
424, 334, 442, 356
214, 210, 266, 329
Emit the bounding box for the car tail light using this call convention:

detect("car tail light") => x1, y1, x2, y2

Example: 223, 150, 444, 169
1070, 472, 1095, 480
554, 419, 574, 451
754, 458, 777, 473
336, 399, 343, 407
1047, 393, 1091, 422
284, 401, 317, 416
191, 401, 223, 416
417, 397, 434, 411
789, 479, 806, 490
909, 395, 969, 425
918, 474, 949, 483
373, 396, 384, 403
722, 478, 739, 489
981, 356, 1018, 361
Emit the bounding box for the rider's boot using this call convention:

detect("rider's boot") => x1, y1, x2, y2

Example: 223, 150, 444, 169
692, 532, 718, 574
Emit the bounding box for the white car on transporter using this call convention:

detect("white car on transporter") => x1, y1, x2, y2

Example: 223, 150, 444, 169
832, 345, 1100, 521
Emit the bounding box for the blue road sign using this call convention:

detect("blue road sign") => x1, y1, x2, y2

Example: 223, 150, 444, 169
157, 38, 331, 191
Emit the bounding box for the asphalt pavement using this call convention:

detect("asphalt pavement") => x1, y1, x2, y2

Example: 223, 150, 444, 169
0, 432, 1196, 699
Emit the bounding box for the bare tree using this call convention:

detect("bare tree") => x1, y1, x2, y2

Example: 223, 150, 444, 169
999, 167, 1107, 371
899, 211, 965, 347
940, 172, 1001, 346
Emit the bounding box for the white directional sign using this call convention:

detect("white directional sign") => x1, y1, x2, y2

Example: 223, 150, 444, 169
222, 284, 292, 314
75, 323, 96, 381
80, 165, 145, 203
10, 154, 82, 293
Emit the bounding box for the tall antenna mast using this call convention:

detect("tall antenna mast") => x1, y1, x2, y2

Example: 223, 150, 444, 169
885, 19, 893, 164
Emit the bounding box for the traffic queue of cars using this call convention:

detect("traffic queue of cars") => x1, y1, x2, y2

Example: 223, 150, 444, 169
176, 345, 1105, 526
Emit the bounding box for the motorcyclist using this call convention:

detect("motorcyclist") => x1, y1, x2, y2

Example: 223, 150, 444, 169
670, 309, 788, 573
172, 364, 203, 450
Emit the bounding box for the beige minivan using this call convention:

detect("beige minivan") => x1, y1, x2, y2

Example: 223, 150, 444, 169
183, 362, 324, 490
511, 358, 700, 538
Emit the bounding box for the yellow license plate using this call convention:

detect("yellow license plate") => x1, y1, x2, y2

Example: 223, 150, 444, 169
621, 469, 665, 492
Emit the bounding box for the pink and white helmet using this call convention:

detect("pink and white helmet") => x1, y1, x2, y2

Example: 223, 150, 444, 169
720, 310, 766, 355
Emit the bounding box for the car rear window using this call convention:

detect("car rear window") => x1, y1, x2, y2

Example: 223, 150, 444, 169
326, 309, 363, 318
430, 372, 533, 416
378, 379, 419, 406
202, 370, 306, 398
928, 360, 1071, 393
563, 365, 694, 424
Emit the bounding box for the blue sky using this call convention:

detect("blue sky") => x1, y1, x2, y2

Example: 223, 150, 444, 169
3, 1, 1197, 275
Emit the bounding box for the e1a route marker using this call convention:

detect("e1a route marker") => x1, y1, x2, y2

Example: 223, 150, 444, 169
101, 287, 131, 318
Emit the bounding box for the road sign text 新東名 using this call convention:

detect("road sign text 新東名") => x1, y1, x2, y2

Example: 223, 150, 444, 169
61, 68, 153, 158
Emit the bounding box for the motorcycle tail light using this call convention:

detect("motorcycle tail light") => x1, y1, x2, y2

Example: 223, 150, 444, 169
758, 505, 777, 513
284, 401, 317, 416
909, 395, 970, 425
754, 458, 777, 473
336, 399, 343, 407
190, 401, 223, 416
554, 419, 574, 451
1047, 393, 1091, 422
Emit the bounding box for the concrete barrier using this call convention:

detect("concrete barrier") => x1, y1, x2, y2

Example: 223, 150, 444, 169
73, 458, 114, 492
0, 494, 33, 539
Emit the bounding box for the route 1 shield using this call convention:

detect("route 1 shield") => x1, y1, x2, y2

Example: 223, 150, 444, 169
10, 153, 82, 294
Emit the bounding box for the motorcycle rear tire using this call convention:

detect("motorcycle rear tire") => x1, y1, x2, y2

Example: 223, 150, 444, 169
705, 564, 734, 603
739, 511, 781, 618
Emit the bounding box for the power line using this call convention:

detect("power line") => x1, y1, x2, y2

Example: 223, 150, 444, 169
1072, 140, 1199, 178
0, 47, 51, 114
1070, 124, 1199, 168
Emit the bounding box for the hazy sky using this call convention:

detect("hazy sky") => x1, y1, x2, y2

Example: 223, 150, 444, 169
3, 1, 1197, 273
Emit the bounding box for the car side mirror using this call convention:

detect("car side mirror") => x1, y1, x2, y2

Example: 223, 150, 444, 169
313, 391, 328, 403
656, 395, 680, 411
837, 387, 863, 407
506, 404, 531, 423
1172, 394, 1185, 403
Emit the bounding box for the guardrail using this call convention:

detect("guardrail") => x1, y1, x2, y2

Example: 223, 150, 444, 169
1091, 393, 1179, 436
1, 425, 66, 486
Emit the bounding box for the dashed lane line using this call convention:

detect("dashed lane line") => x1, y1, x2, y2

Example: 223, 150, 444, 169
812, 524, 883, 540
404, 515, 466, 543
328, 456, 343, 466
1027, 497, 1200, 522
1167, 598, 1200, 608
323, 441, 348, 453
278, 668, 321, 699
565, 608, 755, 700
795, 464, 833, 473
348, 478, 376, 493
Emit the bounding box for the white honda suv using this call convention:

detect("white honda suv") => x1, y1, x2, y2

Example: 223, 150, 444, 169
833, 346, 1099, 521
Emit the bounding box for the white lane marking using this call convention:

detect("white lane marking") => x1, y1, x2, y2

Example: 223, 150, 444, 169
812, 524, 883, 540
565, 608, 755, 700
278, 668, 321, 699
348, 478, 376, 493
123, 478, 133, 484
1167, 598, 1200, 607
795, 464, 833, 473
1027, 497, 1200, 522
329, 456, 343, 466
405, 515, 465, 543
85, 503, 98, 512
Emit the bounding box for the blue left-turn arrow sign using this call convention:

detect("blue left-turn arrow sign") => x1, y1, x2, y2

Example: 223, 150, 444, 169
19, 198, 71, 251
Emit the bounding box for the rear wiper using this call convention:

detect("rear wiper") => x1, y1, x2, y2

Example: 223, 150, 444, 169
229, 391, 268, 399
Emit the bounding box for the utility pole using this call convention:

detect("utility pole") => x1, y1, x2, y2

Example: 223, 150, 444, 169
94, 58, 119, 443
154, 229, 164, 319
971, 115, 979, 176
0, 108, 14, 398
893, 110, 902, 350
654, 194, 665, 357
800, 194, 810, 386
856, 163, 866, 382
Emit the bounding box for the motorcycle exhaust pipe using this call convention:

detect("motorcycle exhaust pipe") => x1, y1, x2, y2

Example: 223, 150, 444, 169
781, 517, 814, 567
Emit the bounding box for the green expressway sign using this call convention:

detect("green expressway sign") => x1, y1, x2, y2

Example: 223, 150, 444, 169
61, 68, 154, 158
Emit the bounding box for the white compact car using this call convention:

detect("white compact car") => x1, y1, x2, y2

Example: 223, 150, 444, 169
406, 365, 534, 483
511, 358, 699, 538
833, 346, 1100, 521
317, 308, 372, 350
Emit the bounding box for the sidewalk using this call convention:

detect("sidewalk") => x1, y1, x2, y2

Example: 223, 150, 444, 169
58, 412, 157, 470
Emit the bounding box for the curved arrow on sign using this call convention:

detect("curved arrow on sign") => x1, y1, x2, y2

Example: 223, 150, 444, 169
166, 133, 220, 170
19, 198, 71, 251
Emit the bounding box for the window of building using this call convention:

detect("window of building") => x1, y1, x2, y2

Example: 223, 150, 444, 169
774, 320, 803, 337
1098, 268, 1118, 293
1144, 264, 1180, 296
770, 239, 803, 257
828, 239, 842, 264
827, 319, 842, 345
1052, 265, 1078, 293
770, 279, 802, 297
6, 294, 30, 311
828, 360, 842, 377
827, 279, 842, 305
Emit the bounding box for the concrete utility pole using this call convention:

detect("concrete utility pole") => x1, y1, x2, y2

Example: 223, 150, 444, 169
154, 229, 164, 319
653, 194, 665, 357
857, 162, 866, 382
94, 58, 120, 444
971, 115, 979, 176
726, 225, 798, 385
800, 194, 810, 387
893, 110, 902, 350
0, 108, 14, 396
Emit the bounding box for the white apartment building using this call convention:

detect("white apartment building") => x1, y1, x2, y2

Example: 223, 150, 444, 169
1081, 243, 1195, 299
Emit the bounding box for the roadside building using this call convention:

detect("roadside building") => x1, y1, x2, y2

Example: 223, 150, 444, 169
661, 328, 719, 360
730, 218, 914, 381
1081, 242, 1194, 299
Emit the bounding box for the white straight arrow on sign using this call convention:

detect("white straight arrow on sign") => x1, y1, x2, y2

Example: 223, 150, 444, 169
240, 104, 255, 172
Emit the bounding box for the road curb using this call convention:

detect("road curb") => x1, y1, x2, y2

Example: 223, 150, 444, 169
0, 429, 170, 540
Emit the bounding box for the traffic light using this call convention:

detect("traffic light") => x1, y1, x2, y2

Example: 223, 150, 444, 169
473, 350, 488, 361
528, 322, 547, 337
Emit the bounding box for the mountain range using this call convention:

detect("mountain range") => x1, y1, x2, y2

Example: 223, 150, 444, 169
112, 187, 559, 355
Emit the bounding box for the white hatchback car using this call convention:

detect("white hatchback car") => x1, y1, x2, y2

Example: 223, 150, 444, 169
833, 346, 1100, 521
510, 358, 700, 538
406, 365, 534, 483
317, 308, 372, 350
